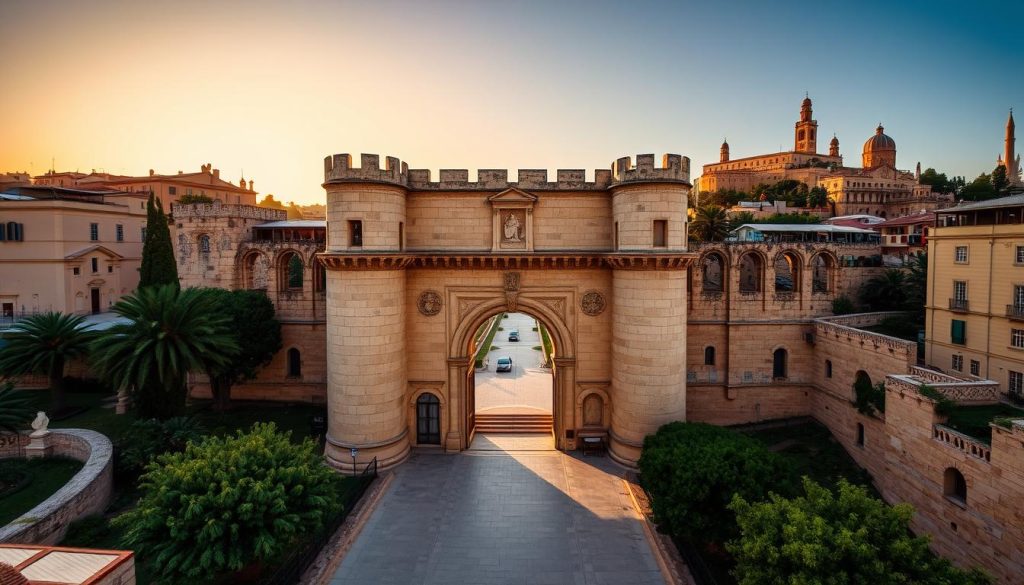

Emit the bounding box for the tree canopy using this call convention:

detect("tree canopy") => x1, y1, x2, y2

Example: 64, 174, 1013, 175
0, 312, 95, 413
117, 423, 342, 582
729, 478, 992, 585
139, 193, 179, 289
690, 205, 730, 242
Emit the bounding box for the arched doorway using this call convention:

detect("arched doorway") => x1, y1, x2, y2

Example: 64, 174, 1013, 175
416, 393, 441, 445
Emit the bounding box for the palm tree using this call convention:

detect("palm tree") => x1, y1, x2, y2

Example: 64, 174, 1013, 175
0, 382, 34, 433
0, 312, 95, 414
91, 285, 239, 420
859, 269, 908, 311
691, 205, 731, 242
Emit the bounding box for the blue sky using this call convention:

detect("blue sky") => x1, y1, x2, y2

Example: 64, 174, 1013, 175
0, 0, 1020, 202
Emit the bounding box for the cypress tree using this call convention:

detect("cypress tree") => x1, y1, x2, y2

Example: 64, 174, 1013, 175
139, 192, 179, 289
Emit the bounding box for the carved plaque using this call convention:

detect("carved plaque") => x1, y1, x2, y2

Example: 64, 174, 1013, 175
417, 290, 443, 316
580, 291, 606, 316
503, 272, 521, 291
499, 210, 527, 249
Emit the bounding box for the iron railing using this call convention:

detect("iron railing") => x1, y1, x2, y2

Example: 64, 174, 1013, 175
1007, 304, 1024, 321
259, 457, 378, 585
949, 298, 969, 312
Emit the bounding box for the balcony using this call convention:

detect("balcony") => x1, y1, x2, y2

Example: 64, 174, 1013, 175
1008, 304, 1024, 321
949, 298, 969, 312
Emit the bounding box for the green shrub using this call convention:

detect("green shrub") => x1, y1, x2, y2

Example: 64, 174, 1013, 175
497, 327, 504, 331
919, 384, 957, 417
116, 416, 205, 477
116, 422, 341, 583
854, 378, 886, 415
729, 478, 991, 585
62, 515, 115, 547
639, 422, 795, 544
831, 295, 855, 315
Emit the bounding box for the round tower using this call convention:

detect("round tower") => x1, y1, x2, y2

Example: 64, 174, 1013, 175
720, 139, 730, 163
321, 153, 410, 473
829, 134, 840, 157
608, 154, 691, 466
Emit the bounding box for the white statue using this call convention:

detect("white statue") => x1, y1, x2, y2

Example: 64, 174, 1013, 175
503, 213, 522, 242
30, 411, 49, 437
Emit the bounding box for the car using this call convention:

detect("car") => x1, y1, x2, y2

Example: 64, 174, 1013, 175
508, 329, 520, 342
496, 356, 513, 372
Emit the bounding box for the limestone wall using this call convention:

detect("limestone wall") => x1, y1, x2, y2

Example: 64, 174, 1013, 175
0, 429, 113, 545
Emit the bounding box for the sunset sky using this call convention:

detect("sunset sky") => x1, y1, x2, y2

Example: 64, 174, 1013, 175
1, 0, 1021, 204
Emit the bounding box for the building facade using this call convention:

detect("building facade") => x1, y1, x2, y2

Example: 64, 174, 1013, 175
925, 195, 1024, 396
0, 186, 146, 321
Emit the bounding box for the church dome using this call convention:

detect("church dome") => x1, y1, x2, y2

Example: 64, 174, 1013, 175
863, 124, 896, 154
830, 135, 839, 146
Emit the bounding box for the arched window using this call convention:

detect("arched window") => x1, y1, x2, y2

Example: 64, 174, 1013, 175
704, 346, 716, 366
944, 468, 966, 504
739, 253, 763, 293
812, 254, 834, 293
856, 422, 865, 446
773, 348, 788, 379
416, 393, 441, 445
701, 253, 724, 293
825, 360, 832, 378
198, 234, 211, 265
774, 252, 800, 293
279, 252, 304, 291
286, 348, 301, 378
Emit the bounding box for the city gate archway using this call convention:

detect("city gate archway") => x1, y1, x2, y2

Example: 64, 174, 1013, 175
318, 151, 695, 473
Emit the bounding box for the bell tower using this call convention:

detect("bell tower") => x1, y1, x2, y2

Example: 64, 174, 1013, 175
720, 139, 730, 163
794, 94, 818, 154
1001, 109, 1021, 187
829, 134, 839, 157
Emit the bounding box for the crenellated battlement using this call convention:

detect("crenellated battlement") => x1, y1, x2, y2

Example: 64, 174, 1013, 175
322, 152, 690, 190
171, 201, 287, 221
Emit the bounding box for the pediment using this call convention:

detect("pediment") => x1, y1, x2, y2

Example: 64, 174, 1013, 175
488, 188, 538, 205
65, 245, 123, 261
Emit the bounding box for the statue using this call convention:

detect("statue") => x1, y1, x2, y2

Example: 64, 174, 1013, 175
503, 212, 522, 242
30, 411, 49, 437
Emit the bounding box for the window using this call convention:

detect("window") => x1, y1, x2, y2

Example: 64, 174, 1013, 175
970, 360, 980, 376
416, 393, 441, 445
91, 258, 98, 273
704, 346, 715, 366
73, 267, 80, 276
116, 224, 124, 242
107, 265, 113, 273
168, 186, 177, 195
951, 354, 963, 372
198, 234, 211, 256
398, 222, 404, 251
0, 222, 24, 242
701, 253, 725, 293
1010, 371, 1023, 397
825, 360, 833, 378
951, 319, 966, 345
141, 227, 147, 241
1015, 285, 1024, 310
286, 348, 301, 378
943, 468, 967, 505
653, 220, 667, 247
349, 220, 363, 247
856, 423, 864, 447
614, 222, 619, 249
89, 223, 99, 241
739, 253, 763, 293
1013, 329, 1024, 349
287, 255, 304, 289
773, 348, 788, 379
1016, 245, 1024, 264
953, 281, 967, 301
954, 246, 968, 263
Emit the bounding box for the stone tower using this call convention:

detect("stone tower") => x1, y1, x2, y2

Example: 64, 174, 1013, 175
998, 109, 1021, 187
794, 95, 818, 154
829, 134, 840, 157
608, 154, 690, 465
321, 154, 411, 472
720, 139, 730, 163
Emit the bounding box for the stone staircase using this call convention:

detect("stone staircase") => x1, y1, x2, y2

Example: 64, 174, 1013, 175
474, 412, 553, 434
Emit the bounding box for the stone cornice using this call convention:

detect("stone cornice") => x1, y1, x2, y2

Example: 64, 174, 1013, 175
318, 252, 696, 271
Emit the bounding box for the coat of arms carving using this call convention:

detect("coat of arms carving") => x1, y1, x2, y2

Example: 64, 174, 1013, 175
580, 291, 606, 316
417, 290, 443, 316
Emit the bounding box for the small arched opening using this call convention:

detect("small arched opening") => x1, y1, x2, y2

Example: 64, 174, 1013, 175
286, 347, 302, 378
704, 346, 716, 366
825, 359, 833, 378
701, 252, 725, 293
279, 251, 304, 292
416, 393, 441, 445
944, 468, 967, 505
812, 253, 835, 293
774, 251, 801, 293
772, 348, 788, 379
739, 252, 764, 293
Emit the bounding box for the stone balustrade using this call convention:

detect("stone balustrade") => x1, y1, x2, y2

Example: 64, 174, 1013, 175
933, 424, 992, 462
813, 312, 917, 356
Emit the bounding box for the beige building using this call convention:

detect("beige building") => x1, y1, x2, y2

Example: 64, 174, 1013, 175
34, 163, 258, 208
698, 97, 952, 218
0, 186, 146, 321
925, 194, 1024, 396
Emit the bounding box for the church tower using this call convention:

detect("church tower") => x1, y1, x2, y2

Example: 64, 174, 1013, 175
720, 139, 730, 162
999, 109, 1021, 187
829, 134, 839, 157
794, 95, 818, 154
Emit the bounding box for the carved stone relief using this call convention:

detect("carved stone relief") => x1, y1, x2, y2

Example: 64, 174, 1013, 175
499, 210, 527, 250
580, 291, 606, 316
503, 272, 521, 311
418, 290, 443, 316
251, 255, 269, 290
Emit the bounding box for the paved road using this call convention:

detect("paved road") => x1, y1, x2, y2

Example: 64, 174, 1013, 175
476, 313, 553, 414
329, 448, 665, 585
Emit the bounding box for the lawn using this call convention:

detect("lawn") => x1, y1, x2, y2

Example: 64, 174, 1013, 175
742, 420, 873, 490
944, 404, 1024, 444
0, 457, 83, 526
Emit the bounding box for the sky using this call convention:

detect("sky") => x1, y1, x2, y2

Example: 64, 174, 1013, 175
1, 0, 1021, 204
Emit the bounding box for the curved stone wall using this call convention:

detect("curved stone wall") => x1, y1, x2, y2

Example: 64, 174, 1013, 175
0, 429, 113, 545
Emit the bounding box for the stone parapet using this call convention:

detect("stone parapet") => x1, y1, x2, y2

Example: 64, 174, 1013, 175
813, 312, 916, 356
0, 429, 113, 545
888, 373, 1001, 404
171, 200, 286, 221
322, 153, 690, 190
